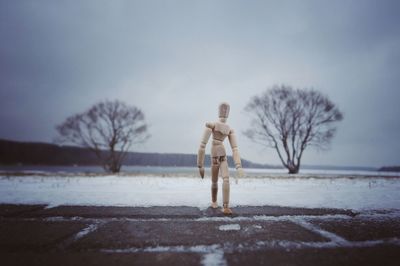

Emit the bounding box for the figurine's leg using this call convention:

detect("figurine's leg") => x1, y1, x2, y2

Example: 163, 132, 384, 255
220, 156, 232, 215
211, 156, 220, 208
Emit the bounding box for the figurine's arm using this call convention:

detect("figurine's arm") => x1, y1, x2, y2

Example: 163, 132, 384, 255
197, 123, 213, 178
228, 129, 244, 177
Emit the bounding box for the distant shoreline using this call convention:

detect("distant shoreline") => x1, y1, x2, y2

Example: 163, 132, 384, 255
0, 165, 398, 179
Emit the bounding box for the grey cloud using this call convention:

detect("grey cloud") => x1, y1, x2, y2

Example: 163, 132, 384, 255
1, 0, 400, 167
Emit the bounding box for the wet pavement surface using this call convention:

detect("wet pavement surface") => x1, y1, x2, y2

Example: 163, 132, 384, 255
0, 204, 399, 266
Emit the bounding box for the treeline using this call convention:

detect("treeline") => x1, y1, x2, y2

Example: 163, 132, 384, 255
0, 139, 273, 168
378, 166, 400, 172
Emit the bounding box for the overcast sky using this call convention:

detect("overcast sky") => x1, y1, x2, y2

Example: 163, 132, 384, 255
1, 0, 399, 167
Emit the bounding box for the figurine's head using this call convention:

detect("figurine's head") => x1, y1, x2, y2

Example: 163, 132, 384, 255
218, 102, 230, 122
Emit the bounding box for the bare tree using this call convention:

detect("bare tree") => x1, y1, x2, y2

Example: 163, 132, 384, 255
244, 85, 343, 174
55, 100, 150, 173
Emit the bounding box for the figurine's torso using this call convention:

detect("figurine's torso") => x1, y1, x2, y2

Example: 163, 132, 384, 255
207, 121, 230, 157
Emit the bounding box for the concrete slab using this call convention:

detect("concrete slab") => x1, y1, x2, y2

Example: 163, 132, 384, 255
231, 205, 356, 217
1, 252, 202, 266
0, 205, 399, 266
226, 246, 400, 266
18, 205, 356, 218
311, 218, 400, 241
31, 205, 356, 219
73, 220, 327, 249
34, 206, 202, 218
0, 221, 88, 251
0, 204, 46, 217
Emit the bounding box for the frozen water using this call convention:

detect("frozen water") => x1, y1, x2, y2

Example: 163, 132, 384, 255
0, 175, 399, 210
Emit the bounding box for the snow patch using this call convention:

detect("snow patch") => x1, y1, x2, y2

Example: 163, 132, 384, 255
256, 240, 340, 249
255, 238, 400, 249
100, 238, 400, 255
291, 218, 349, 245
101, 244, 222, 254
357, 210, 400, 220
201, 250, 227, 266
219, 224, 241, 231
196, 216, 249, 222
73, 224, 99, 240
44, 204, 58, 209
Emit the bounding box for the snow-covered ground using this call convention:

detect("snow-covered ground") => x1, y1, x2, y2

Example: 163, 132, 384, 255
0, 175, 399, 210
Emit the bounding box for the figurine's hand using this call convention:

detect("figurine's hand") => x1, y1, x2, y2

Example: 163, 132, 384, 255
234, 167, 243, 184
237, 167, 244, 178
199, 167, 205, 179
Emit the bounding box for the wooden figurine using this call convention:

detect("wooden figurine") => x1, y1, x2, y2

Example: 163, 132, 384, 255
197, 102, 244, 215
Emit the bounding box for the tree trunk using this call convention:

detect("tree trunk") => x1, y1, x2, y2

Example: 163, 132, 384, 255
287, 165, 299, 174
103, 160, 121, 173
109, 160, 121, 173
107, 148, 121, 173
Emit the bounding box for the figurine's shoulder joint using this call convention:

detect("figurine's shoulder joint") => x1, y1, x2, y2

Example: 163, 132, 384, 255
205, 122, 215, 129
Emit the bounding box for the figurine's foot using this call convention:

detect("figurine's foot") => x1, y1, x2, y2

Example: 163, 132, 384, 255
222, 207, 233, 215
211, 202, 218, 209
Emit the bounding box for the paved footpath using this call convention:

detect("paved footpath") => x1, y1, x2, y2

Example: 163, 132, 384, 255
1, 204, 400, 266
